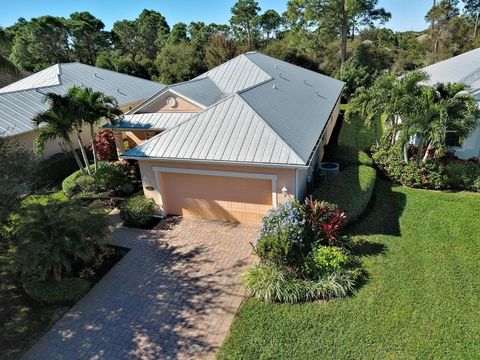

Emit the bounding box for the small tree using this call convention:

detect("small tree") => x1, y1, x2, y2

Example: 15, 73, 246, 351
33, 93, 87, 174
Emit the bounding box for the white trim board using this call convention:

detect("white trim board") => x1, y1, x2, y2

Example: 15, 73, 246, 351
151, 166, 278, 213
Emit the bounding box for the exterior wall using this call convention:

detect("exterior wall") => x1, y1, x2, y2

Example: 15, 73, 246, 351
451, 126, 480, 159
137, 91, 202, 113
138, 160, 297, 212
119, 100, 144, 113
125, 130, 161, 148
12, 123, 92, 158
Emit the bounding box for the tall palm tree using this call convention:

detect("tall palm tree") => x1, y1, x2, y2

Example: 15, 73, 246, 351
67, 87, 122, 171
33, 93, 87, 174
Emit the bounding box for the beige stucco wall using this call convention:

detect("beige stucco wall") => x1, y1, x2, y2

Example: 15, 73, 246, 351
12, 123, 92, 158
138, 160, 297, 210
137, 91, 202, 113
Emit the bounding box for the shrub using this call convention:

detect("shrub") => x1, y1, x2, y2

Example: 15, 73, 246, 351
86, 129, 118, 162
15, 201, 110, 280
303, 197, 347, 244
446, 161, 480, 191
23, 278, 91, 304
62, 164, 96, 196
334, 145, 374, 168
242, 261, 357, 303
119, 193, 156, 228
314, 165, 376, 223
75, 175, 96, 193
474, 177, 480, 192
305, 246, 348, 279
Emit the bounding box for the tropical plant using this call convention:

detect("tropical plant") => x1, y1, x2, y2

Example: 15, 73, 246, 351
23, 277, 91, 304
119, 193, 156, 228
67, 87, 122, 171
14, 201, 110, 281
33, 93, 87, 174
304, 246, 348, 279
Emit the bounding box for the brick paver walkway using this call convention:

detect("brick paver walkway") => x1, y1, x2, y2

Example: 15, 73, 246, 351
22, 214, 258, 360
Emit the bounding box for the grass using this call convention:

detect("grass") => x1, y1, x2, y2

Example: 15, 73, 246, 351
218, 180, 480, 359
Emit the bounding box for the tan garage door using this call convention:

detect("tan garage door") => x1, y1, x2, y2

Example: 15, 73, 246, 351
159, 172, 273, 224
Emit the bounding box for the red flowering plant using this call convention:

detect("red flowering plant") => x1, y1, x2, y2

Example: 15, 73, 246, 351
86, 129, 118, 162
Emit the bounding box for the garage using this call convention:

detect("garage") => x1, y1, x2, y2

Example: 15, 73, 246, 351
155, 168, 276, 224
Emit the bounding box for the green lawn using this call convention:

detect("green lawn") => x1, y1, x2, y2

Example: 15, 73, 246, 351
218, 180, 480, 359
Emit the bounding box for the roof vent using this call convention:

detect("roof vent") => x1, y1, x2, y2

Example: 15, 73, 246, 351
304, 80, 312, 87
316, 91, 327, 99
117, 89, 127, 96
94, 73, 104, 80
272, 83, 277, 89
274, 64, 277, 70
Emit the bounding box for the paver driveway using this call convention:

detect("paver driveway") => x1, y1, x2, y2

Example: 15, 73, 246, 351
22, 215, 258, 360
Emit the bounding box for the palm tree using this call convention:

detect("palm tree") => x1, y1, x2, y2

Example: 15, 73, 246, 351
67, 87, 122, 171
33, 93, 87, 174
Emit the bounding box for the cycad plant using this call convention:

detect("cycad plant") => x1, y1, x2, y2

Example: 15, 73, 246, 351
15, 200, 110, 281
67, 87, 122, 171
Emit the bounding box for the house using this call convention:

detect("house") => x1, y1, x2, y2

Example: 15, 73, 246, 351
0, 63, 165, 157
117, 52, 344, 224
421, 48, 480, 159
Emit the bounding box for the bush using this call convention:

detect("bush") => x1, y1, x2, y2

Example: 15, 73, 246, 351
119, 193, 156, 228
314, 166, 376, 223
373, 149, 448, 190
333, 145, 374, 168
242, 261, 357, 303
446, 161, 480, 191
33, 149, 90, 190
86, 129, 118, 162
23, 278, 91, 304
305, 246, 348, 279
15, 201, 110, 280
62, 164, 96, 197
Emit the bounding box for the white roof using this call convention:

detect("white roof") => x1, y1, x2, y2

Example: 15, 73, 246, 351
122, 52, 344, 167
0, 63, 165, 136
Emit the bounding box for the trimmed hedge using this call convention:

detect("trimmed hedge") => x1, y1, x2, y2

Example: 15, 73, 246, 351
119, 193, 156, 228
333, 145, 374, 168
23, 278, 91, 304
314, 165, 376, 223
62, 164, 96, 197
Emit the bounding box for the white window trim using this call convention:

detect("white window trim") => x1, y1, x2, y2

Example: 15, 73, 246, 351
151, 166, 278, 213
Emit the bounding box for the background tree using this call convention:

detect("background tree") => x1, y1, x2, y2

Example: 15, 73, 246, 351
167, 22, 188, 45
111, 20, 139, 56
259, 9, 282, 39
156, 41, 205, 83
204, 35, 238, 69
66, 12, 110, 65
286, 0, 390, 65
0, 28, 17, 73
136, 9, 170, 60
230, 0, 261, 48
10, 16, 70, 71
463, 0, 480, 37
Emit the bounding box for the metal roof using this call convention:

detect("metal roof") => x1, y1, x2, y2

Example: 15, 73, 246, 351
170, 77, 223, 107
0, 63, 165, 136
113, 112, 196, 130
422, 48, 480, 86
124, 94, 305, 165
123, 52, 344, 166
195, 54, 271, 94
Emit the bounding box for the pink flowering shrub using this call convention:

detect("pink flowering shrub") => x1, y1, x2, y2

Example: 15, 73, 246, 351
86, 129, 118, 162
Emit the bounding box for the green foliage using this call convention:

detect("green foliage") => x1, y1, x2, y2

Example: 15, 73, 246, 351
314, 165, 376, 222
119, 193, 156, 228
230, 0, 261, 47
374, 149, 448, 190
305, 246, 348, 279
0, 137, 33, 225
333, 146, 374, 167
23, 278, 91, 304
62, 164, 95, 196
155, 41, 205, 84
446, 160, 480, 191
204, 35, 238, 69
14, 201, 110, 281
242, 261, 357, 303
338, 113, 380, 152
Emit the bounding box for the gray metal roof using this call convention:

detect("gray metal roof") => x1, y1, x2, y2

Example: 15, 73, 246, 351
124, 94, 304, 165
0, 63, 165, 136
123, 52, 344, 166
113, 112, 196, 130
422, 48, 480, 85
195, 54, 271, 94
170, 77, 223, 107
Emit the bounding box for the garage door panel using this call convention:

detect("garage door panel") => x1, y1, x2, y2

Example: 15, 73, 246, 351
159, 172, 273, 224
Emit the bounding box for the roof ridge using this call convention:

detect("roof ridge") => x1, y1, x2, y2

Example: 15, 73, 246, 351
234, 93, 305, 164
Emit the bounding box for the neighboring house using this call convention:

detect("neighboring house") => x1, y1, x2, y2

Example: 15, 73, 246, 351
421, 48, 480, 159
117, 52, 344, 224
0, 63, 165, 157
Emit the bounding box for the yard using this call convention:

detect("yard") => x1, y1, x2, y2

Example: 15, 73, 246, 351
218, 180, 480, 359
